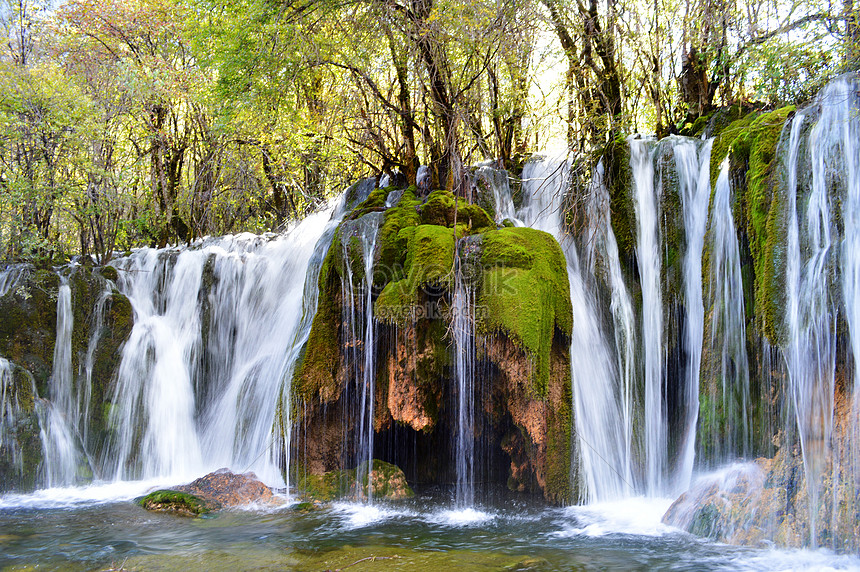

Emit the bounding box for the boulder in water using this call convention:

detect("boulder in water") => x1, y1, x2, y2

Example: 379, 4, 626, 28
176, 468, 283, 509
139, 469, 284, 515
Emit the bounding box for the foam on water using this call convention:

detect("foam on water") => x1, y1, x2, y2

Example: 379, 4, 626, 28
0, 478, 183, 509
331, 501, 414, 529
554, 497, 677, 538
426, 507, 495, 527
726, 548, 860, 572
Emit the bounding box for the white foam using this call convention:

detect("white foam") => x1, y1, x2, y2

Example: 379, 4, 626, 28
331, 502, 413, 529
727, 548, 860, 572
0, 478, 184, 509
425, 507, 495, 527
554, 497, 678, 538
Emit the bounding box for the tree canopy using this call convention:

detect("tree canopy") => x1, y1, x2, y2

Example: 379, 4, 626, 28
0, 0, 849, 262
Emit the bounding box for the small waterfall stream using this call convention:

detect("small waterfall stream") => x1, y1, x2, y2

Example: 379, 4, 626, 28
40, 277, 83, 487
339, 212, 385, 501
702, 158, 752, 462
452, 248, 475, 508
629, 137, 666, 496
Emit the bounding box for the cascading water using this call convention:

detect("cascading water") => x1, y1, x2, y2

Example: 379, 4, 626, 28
629, 136, 666, 496
580, 160, 637, 501
674, 137, 712, 493
452, 244, 476, 508
519, 155, 637, 502
778, 74, 860, 548
626, 136, 715, 496
101, 203, 343, 487
39, 276, 84, 487
339, 212, 384, 501
0, 358, 25, 480
701, 157, 751, 463
475, 162, 516, 223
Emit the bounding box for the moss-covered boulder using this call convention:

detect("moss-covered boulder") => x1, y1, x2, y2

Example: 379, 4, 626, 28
297, 459, 414, 502
293, 182, 574, 503
477, 227, 572, 395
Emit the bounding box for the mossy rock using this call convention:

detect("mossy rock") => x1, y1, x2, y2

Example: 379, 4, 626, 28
708, 105, 794, 343
0, 362, 42, 492
375, 188, 422, 285
602, 134, 636, 260
418, 190, 494, 233
137, 489, 215, 517
375, 225, 455, 326
297, 459, 414, 502
477, 227, 572, 396
293, 230, 344, 403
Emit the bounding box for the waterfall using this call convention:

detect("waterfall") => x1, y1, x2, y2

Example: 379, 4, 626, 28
519, 155, 637, 502
39, 277, 84, 486
475, 162, 516, 223
702, 157, 752, 463
453, 244, 476, 508
629, 137, 666, 496
674, 137, 712, 493
339, 212, 384, 501
779, 74, 860, 547
102, 204, 341, 486
0, 358, 24, 481
580, 160, 637, 501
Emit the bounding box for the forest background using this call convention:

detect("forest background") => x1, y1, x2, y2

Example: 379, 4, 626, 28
0, 0, 851, 263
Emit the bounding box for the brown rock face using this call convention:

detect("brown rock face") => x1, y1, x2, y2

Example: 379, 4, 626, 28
483, 331, 572, 502
386, 322, 442, 432
176, 468, 283, 509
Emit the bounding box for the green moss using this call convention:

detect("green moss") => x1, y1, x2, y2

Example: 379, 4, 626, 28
418, 190, 494, 233
297, 459, 414, 501
348, 187, 390, 220
709, 105, 794, 343
137, 490, 212, 516
603, 134, 636, 259
375, 225, 455, 326
477, 227, 572, 396
293, 231, 344, 403
544, 347, 573, 504
375, 188, 421, 285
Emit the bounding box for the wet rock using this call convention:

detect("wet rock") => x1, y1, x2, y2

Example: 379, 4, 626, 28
175, 468, 283, 509
137, 490, 212, 517
298, 459, 414, 502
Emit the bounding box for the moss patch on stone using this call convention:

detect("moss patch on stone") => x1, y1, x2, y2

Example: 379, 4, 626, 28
297, 459, 414, 502
293, 231, 344, 403
418, 190, 494, 233
375, 225, 455, 326
137, 490, 213, 517
477, 227, 572, 396
708, 105, 794, 342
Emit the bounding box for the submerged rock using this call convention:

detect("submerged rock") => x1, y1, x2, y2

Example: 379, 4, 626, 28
664, 388, 860, 552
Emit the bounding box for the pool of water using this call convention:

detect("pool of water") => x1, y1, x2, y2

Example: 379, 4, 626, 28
1, 483, 859, 571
